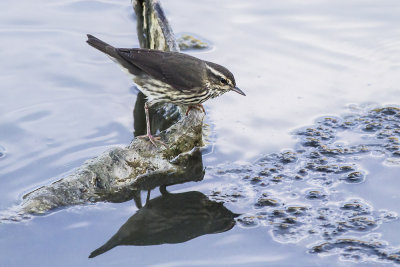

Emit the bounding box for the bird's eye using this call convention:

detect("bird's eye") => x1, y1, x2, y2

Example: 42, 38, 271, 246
220, 78, 228, 85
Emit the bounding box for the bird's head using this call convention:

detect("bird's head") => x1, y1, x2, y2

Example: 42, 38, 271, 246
205, 61, 245, 97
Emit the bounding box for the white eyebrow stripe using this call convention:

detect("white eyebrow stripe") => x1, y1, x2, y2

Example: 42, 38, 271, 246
205, 64, 226, 79
205, 64, 233, 86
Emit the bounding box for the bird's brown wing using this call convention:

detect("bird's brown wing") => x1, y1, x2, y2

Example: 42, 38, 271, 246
117, 49, 206, 92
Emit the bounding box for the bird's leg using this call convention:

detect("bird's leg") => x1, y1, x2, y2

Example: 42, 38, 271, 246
144, 102, 154, 142
145, 189, 154, 208
146, 189, 151, 203
138, 102, 165, 146
160, 185, 169, 195
186, 104, 206, 116
132, 189, 142, 209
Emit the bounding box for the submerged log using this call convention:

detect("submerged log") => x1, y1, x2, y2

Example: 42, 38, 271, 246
1, 0, 205, 221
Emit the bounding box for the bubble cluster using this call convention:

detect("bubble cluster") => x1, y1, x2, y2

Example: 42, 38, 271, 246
209, 107, 400, 264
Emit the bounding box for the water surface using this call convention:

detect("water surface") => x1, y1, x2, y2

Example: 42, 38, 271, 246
1, 0, 400, 266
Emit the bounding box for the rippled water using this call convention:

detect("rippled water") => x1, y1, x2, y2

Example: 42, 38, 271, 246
1, 0, 400, 266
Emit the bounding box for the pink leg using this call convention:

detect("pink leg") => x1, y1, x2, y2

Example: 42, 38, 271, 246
138, 102, 165, 146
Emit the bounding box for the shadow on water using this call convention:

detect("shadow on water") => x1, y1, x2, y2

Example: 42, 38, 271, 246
89, 190, 238, 258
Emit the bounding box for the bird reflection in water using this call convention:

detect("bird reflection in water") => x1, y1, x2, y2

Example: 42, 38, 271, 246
89, 190, 238, 258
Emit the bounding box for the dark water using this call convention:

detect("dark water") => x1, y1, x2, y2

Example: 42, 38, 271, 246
1, 0, 400, 266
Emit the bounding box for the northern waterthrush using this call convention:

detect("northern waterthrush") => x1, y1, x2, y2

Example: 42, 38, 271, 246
86, 34, 245, 145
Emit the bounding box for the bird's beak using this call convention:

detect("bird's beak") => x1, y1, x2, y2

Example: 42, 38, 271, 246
232, 87, 246, 96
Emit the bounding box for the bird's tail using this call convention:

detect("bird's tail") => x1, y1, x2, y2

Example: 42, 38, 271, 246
86, 34, 143, 76
86, 34, 119, 58
88, 242, 116, 258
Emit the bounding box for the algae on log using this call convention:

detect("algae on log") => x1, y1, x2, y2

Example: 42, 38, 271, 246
1, 0, 205, 221
15, 109, 205, 217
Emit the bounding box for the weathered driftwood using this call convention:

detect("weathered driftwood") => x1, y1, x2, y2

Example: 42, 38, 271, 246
1, 0, 205, 221
134, 0, 180, 52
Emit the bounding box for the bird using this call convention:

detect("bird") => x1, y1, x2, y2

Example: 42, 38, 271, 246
86, 34, 245, 145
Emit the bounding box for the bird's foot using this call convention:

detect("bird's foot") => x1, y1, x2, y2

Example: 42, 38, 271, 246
186, 104, 206, 116
138, 133, 166, 147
